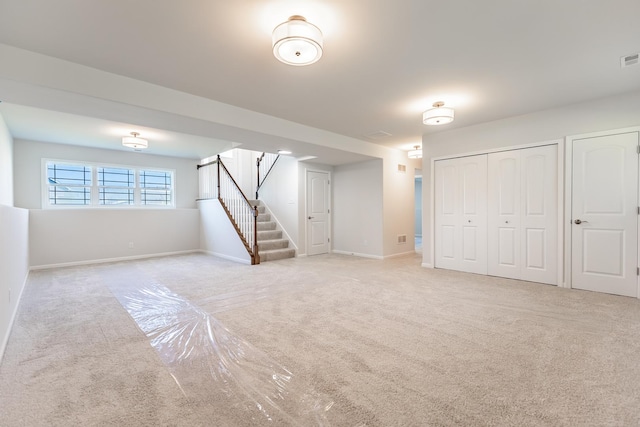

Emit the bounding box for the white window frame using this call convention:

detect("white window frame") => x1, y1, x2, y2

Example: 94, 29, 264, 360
42, 159, 176, 209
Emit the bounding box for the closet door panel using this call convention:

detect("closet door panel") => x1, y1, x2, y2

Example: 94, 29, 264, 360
459, 155, 488, 274
434, 160, 461, 270
520, 145, 557, 284
488, 151, 521, 279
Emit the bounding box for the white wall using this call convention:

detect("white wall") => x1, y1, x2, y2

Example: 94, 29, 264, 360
333, 159, 384, 258
13, 139, 199, 209
0, 113, 29, 361
382, 153, 418, 257
0, 114, 13, 206
421, 89, 640, 266
259, 155, 299, 248
30, 208, 199, 268
198, 199, 251, 264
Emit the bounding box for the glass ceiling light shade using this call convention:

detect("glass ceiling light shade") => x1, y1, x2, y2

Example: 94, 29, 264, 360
122, 132, 148, 150
408, 145, 422, 159
423, 101, 455, 125
272, 15, 323, 66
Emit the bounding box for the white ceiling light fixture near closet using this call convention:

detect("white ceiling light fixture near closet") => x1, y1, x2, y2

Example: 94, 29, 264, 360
423, 101, 454, 125
408, 145, 422, 159
122, 132, 148, 150
272, 15, 323, 66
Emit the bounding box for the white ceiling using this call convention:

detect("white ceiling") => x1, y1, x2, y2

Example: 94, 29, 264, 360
0, 0, 639, 160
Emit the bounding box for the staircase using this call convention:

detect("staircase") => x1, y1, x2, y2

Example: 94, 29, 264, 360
251, 200, 296, 262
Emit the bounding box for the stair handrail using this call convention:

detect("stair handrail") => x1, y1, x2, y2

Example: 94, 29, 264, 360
197, 156, 260, 265
256, 152, 280, 199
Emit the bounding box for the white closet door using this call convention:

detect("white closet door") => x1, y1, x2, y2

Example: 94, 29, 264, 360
488, 145, 558, 284
435, 155, 487, 274
520, 145, 557, 285
488, 151, 521, 279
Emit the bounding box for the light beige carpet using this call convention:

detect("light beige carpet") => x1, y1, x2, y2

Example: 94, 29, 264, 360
2, 252, 640, 426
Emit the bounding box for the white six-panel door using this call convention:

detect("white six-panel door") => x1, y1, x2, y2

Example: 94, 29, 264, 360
488, 145, 558, 284
434, 154, 488, 274
571, 132, 639, 297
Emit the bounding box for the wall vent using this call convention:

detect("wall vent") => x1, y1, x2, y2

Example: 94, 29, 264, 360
621, 53, 639, 68
397, 164, 407, 173
397, 234, 407, 244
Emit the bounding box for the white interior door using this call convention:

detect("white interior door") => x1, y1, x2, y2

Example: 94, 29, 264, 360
571, 132, 639, 297
434, 155, 487, 274
307, 170, 330, 256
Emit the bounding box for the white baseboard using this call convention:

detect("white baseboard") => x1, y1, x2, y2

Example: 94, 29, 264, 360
202, 250, 251, 265
29, 250, 201, 271
0, 271, 29, 363
421, 262, 434, 268
384, 250, 418, 259
332, 250, 384, 260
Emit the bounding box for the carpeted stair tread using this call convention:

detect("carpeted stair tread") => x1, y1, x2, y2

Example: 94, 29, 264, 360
260, 247, 296, 261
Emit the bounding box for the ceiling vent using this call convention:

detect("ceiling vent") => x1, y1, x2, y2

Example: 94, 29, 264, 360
364, 130, 392, 140
621, 53, 639, 68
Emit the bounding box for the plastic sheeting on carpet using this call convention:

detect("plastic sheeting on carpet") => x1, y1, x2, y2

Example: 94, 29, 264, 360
109, 282, 334, 426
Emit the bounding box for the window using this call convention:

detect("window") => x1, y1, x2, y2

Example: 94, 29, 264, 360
44, 160, 175, 208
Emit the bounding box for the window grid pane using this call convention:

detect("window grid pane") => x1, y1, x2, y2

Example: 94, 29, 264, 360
98, 167, 134, 187
141, 170, 173, 205
48, 186, 91, 205
99, 188, 134, 205
141, 189, 172, 205
47, 163, 92, 205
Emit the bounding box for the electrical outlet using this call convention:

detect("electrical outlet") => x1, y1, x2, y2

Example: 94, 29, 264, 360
128, 242, 134, 249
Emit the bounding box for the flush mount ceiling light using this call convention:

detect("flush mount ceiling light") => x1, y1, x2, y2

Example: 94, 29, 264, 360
408, 145, 423, 159
122, 132, 148, 150
423, 101, 455, 125
272, 15, 323, 66
278, 149, 292, 155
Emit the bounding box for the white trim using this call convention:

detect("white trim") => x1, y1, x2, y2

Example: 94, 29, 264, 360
0, 271, 29, 364
421, 262, 434, 268
29, 250, 199, 270
332, 250, 384, 260
202, 250, 252, 265
383, 250, 417, 259
430, 139, 562, 163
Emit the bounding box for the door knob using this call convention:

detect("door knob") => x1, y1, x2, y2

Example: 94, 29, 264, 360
308, 216, 314, 220
574, 219, 588, 224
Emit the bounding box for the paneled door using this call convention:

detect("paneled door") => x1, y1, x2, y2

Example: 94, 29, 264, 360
488, 145, 558, 284
571, 131, 639, 297
434, 154, 488, 274
307, 170, 330, 256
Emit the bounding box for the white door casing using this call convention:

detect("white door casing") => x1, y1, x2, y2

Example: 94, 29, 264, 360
571, 131, 639, 297
307, 170, 330, 256
488, 145, 558, 284
434, 154, 488, 274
